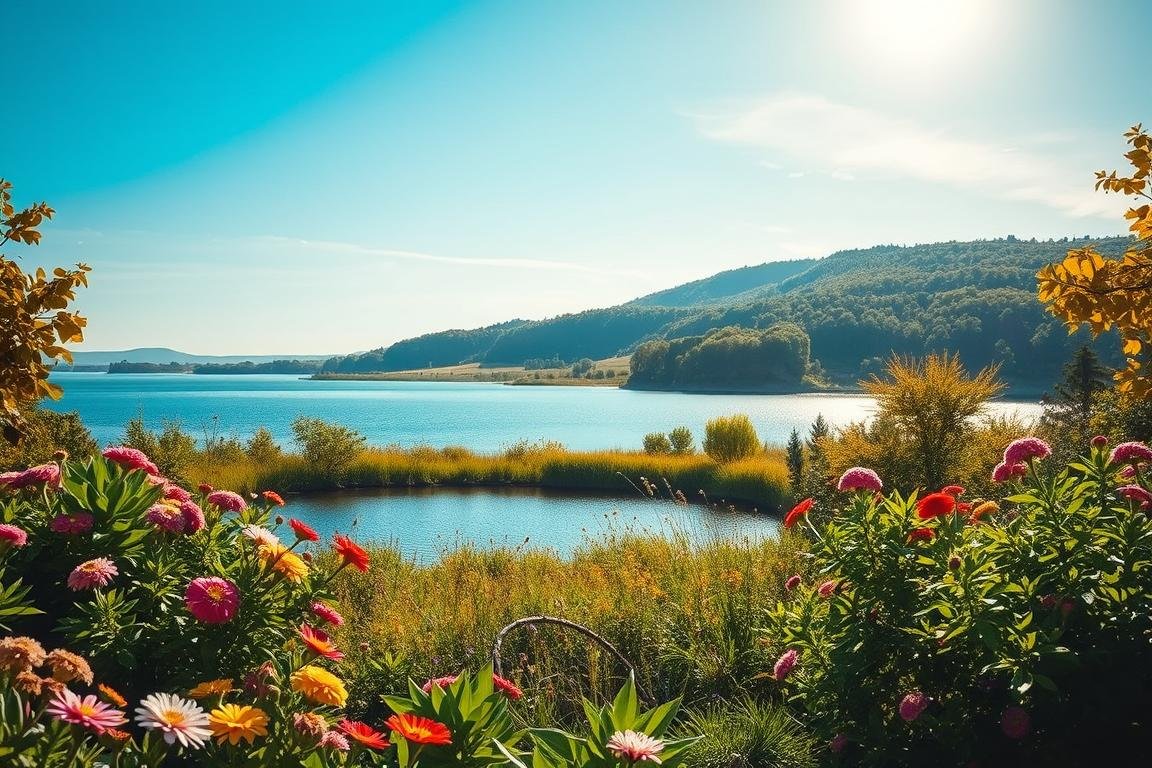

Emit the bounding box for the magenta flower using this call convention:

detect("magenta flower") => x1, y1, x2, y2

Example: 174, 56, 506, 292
51, 512, 95, 534
206, 490, 247, 512
180, 501, 206, 533
102, 446, 160, 475
311, 602, 345, 627
836, 467, 882, 493
185, 577, 240, 624
163, 483, 192, 502
45, 688, 127, 733
1003, 437, 1051, 465
421, 675, 460, 693
1090, 435, 1109, 449
991, 461, 1028, 484
2, 463, 61, 489
1118, 484, 1152, 509
145, 503, 186, 534
1119, 464, 1140, 480
817, 579, 838, 597
68, 558, 119, 591
0, 523, 28, 548
773, 649, 799, 681
830, 733, 848, 753
1110, 441, 1152, 466
1000, 706, 1031, 739
319, 730, 350, 751
784, 574, 801, 591
899, 691, 929, 722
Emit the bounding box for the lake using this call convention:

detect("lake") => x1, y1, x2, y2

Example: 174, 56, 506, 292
286, 486, 777, 560
44, 373, 1043, 451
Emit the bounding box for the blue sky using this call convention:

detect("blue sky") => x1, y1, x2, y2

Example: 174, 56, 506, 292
3, 0, 1144, 354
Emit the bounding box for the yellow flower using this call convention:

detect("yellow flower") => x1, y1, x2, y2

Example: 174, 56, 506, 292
290, 665, 347, 707
188, 678, 235, 699
259, 544, 309, 583
208, 704, 269, 745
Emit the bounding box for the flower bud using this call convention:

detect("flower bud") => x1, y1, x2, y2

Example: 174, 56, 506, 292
53, 450, 68, 461
275, 515, 284, 525
358, 642, 370, 652
948, 555, 961, 570
1091, 435, 1109, 449
302, 552, 314, 563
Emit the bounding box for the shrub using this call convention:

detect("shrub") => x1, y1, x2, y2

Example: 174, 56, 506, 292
703, 415, 759, 463
291, 416, 366, 482
642, 433, 672, 455
765, 439, 1152, 765
123, 418, 199, 481
245, 426, 282, 465
668, 427, 694, 455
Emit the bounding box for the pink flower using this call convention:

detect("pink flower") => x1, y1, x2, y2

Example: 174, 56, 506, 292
311, 602, 345, 627
1003, 437, 1051, 465
51, 512, 94, 534
421, 675, 460, 693
784, 574, 801, 591
1119, 465, 1140, 480
0, 523, 28, 548
45, 688, 127, 733
1091, 435, 1109, 449
1110, 441, 1152, 466
830, 733, 848, 753
145, 503, 185, 533
185, 577, 240, 624
145, 474, 167, 486
102, 446, 160, 475
899, 691, 929, 722
319, 730, 350, 751
180, 501, 206, 533
773, 649, 799, 681
837, 467, 883, 493
991, 461, 1028, 484
1118, 484, 1152, 509
1000, 706, 1030, 739
817, 580, 838, 598
68, 558, 118, 591
206, 490, 247, 512
606, 730, 665, 764
493, 674, 524, 700
2, 463, 61, 489
164, 484, 192, 502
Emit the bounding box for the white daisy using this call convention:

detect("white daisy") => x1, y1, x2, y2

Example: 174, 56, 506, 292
134, 692, 211, 748
240, 524, 279, 548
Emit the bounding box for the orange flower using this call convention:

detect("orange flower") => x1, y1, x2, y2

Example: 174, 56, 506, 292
783, 498, 814, 529
258, 543, 309, 583
97, 684, 128, 708
299, 624, 344, 661
261, 490, 286, 507
386, 713, 452, 745
188, 678, 235, 699
289, 519, 320, 542
339, 719, 390, 749
333, 535, 370, 572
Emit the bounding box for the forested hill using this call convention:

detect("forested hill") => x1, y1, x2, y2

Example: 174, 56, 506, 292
323, 236, 1133, 386
627, 258, 816, 308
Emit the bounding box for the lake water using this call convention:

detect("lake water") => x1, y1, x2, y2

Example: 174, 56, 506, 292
44, 373, 1043, 451
286, 486, 777, 560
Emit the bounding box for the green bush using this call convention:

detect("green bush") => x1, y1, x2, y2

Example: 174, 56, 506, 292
703, 415, 759, 464
643, 432, 672, 455
291, 416, 366, 482
668, 427, 694, 455
679, 696, 816, 768
765, 438, 1152, 766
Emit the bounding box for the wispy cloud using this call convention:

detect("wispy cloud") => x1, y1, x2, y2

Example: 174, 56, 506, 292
697, 92, 1120, 219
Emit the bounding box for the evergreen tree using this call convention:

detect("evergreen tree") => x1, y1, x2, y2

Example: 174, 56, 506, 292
785, 428, 805, 494
1042, 345, 1113, 452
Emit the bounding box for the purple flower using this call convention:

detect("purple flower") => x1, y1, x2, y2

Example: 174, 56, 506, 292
1003, 437, 1051, 465
899, 691, 929, 722
1110, 441, 1152, 466
836, 467, 882, 493
51, 512, 94, 535
773, 649, 798, 681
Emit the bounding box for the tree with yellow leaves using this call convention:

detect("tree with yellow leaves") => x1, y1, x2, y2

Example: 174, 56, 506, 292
0, 179, 90, 443
1037, 124, 1152, 397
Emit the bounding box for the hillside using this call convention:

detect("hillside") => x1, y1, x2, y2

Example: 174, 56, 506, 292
61, 348, 334, 367
321, 237, 1133, 387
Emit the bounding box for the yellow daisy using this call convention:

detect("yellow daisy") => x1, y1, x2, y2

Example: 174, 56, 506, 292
208, 703, 269, 745
187, 678, 235, 699
290, 665, 347, 707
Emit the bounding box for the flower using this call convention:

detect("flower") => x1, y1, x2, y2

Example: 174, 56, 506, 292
830, 733, 848, 753
421, 675, 459, 693
1119, 484, 1152, 509
333, 534, 370, 571
14, 671, 43, 695
783, 498, 814, 529
299, 624, 344, 661
310, 602, 345, 627
46, 688, 126, 733
50, 512, 94, 534
197, 483, 214, 494
908, 527, 934, 543
836, 467, 883, 493
206, 490, 247, 512
164, 483, 192, 502
293, 712, 328, 737
176, 501, 204, 534
319, 730, 350, 750
2, 463, 61, 489
208, 704, 269, 745
1110, 441, 1152, 465
991, 461, 1028, 484
817, 580, 838, 598
1003, 437, 1052, 465
259, 544, 309, 582
262, 490, 286, 506
916, 492, 957, 520
1091, 435, 1109, 449
773, 648, 799, 681
339, 719, 390, 749
0, 523, 28, 548
102, 446, 159, 475
68, 558, 118, 591
1000, 706, 1031, 739
135, 693, 212, 748
187, 679, 235, 699
289, 518, 320, 542
0, 636, 46, 673
291, 665, 348, 707
948, 555, 962, 570
145, 503, 186, 533
493, 674, 524, 700
241, 524, 279, 547
243, 662, 276, 696
899, 691, 929, 722
784, 574, 801, 590
386, 713, 453, 745
1040, 594, 1057, 609
45, 649, 93, 684
103, 728, 132, 744
185, 577, 240, 624
606, 730, 665, 764
940, 485, 965, 496
968, 501, 999, 522
98, 684, 128, 708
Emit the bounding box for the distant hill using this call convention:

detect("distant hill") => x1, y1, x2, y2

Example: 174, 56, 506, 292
309, 236, 1137, 388
58, 348, 335, 368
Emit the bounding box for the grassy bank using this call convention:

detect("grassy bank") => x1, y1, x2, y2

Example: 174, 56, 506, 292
192, 444, 792, 512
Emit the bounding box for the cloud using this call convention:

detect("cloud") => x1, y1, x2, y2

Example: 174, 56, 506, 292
698, 92, 1120, 218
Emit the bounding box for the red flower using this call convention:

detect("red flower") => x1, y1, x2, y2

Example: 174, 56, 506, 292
783, 498, 814, 529
262, 490, 286, 507
333, 535, 370, 572
916, 492, 956, 520
289, 519, 320, 542
492, 674, 524, 700
338, 719, 390, 749
386, 713, 452, 745
939, 485, 965, 497
299, 624, 344, 661
907, 527, 934, 543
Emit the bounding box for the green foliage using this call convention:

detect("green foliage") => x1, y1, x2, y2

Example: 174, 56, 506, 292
678, 696, 817, 768
291, 416, 366, 483
245, 427, 282, 465
0, 405, 96, 471
785, 429, 805, 495
642, 433, 672, 455
667, 427, 694, 455
703, 415, 760, 464
570, 358, 596, 377
1091, 388, 1152, 442
1040, 346, 1113, 461
122, 417, 198, 481
765, 444, 1152, 766
629, 324, 810, 390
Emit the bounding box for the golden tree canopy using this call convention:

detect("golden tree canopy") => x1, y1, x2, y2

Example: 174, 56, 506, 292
1037, 124, 1152, 397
